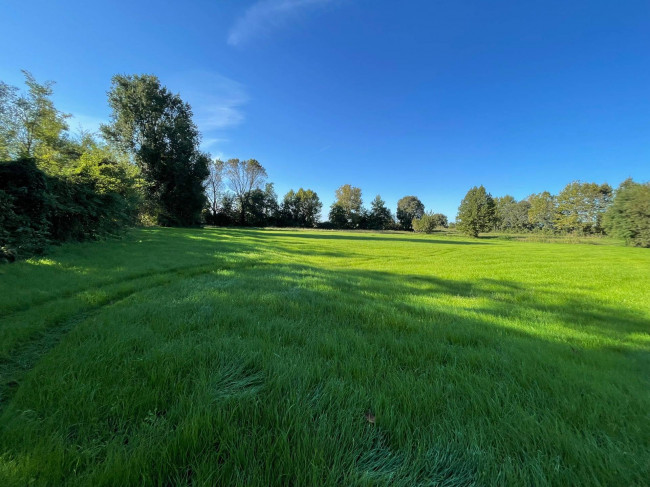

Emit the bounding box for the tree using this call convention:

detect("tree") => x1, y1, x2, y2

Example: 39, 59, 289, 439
555, 181, 613, 234
368, 195, 394, 230
0, 71, 70, 168
296, 188, 322, 227
456, 185, 496, 237
224, 158, 267, 225
280, 188, 322, 227
396, 196, 424, 230
328, 203, 348, 229
603, 179, 650, 247
204, 159, 225, 224
245, 183, 279, 226
494, 195, 531, 232
101, 74, 209, 226
527, 191, 556, 231
330, 184, 362, 228
412, 212, 448, 233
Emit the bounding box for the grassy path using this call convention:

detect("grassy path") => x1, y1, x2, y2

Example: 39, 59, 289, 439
0, 228, 648, 485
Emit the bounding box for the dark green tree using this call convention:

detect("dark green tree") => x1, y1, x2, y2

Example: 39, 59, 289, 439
101, 74, 209, 226
245, 183, 279, 226
368, 195, 394, 230
396, 196, 424, 230
328, 203, 349, 229
456, 185, 496, 237
603, 179, 650, 247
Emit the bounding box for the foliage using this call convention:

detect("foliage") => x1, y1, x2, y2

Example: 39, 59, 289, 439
367, 195, 394, 230
0, 159, 51, 260
0, 71, 70, 167
456, 185, 496, 237
554, 181, 612, 234
396, 196, 425, 230
0, 147, 141, 261
246, 183, 279, 227
101, 74, 209, 226
223, 158, 268, 225
412, 212, 448, 233
493, 196, 531, 232
603, 178, 650, 247
329, 184, 363, 228
280, 188, 322, 227
527, 191, 556, 230
0, 227, 648, 485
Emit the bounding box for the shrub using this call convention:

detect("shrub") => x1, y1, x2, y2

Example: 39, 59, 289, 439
0, 159, 51, 260
412, 212, 448, 233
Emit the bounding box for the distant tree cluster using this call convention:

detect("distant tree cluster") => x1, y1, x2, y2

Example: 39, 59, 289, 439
455, 181, 649, 246
203, 158, 321, 228
323, 186, 448, 231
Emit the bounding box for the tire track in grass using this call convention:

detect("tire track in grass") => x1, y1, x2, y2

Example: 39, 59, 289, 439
0, 260, 266, 415
0, 254, 251, 317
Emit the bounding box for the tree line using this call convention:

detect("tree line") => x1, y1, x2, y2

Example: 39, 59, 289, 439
1, 72, 648, 261
456, 183, 649, 246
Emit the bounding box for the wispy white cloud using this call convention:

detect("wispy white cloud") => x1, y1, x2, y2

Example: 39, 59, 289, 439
171, 71, 248, 131
228, 0, 335, 47
169, 71, 248, 156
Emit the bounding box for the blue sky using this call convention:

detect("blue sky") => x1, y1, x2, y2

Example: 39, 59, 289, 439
1, 0, 649, 220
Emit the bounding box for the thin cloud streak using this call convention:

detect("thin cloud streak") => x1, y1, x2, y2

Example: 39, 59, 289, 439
169, 71, 248, 157
172, 72, 249, 131
228, 0, 334, 47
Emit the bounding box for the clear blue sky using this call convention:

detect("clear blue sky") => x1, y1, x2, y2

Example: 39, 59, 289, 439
1, 0, 649, 220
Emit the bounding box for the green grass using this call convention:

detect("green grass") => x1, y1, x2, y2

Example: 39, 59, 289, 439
0, 227, 648, 486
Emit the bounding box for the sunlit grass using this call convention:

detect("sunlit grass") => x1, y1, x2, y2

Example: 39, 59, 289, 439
0, 227, 648, 485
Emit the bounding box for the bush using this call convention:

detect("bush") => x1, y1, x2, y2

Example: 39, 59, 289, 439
0, 154, 142, 262
412, 212, 448, 234
0, 159, 52, 260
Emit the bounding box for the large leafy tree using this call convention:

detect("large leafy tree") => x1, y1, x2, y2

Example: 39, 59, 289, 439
396, 195, 424, 230
603, 179, 650, 247
554, 181, 612, 234
224, 158, 267, 225
329, 184, 362, 228
0, 70, 70, 169
280, 188, 322, 227
456, 185, 496, 237
494, 195, 530, 232
527, 191, 556, 230
296, 188, 322, 227
246, 183, 279, 226
101, 74, 209, 226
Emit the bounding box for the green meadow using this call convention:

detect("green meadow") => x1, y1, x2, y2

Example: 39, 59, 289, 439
0, 228, 648, 486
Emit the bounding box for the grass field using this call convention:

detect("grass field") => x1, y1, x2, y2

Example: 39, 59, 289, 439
0, 228, 648, 486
